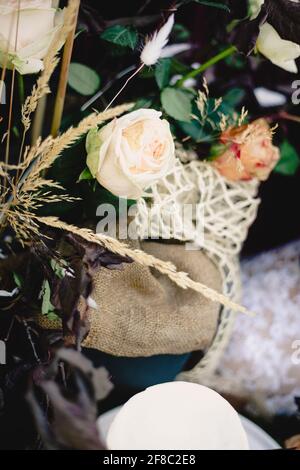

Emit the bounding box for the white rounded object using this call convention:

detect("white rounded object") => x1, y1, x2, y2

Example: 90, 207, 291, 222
107, 382, 249, 450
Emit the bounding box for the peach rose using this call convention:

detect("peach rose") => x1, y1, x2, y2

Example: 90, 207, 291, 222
212, 119, 280, 182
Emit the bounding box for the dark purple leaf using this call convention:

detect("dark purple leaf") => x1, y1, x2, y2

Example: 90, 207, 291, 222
27, 348, 112, 450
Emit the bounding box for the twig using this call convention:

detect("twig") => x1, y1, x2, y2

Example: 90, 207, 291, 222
17, 73, 24, 105
51, 0, 80, 136
81, 65, 135, 112
137, 0, 152, 15
4, 67, 16, 169
0, 0, 15, 177
17, 0, 79, 177
104, 63, 144, 111
4, 0, 21, 173
3, 316, 15, 342
278, 111, 300, 124
31, 96, 48, 145
106, 14, 159, 28
23, 319, 41, 364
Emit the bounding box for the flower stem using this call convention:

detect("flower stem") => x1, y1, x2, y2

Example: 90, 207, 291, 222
51, 0, 80, 137
4, 67, 16, 168
31, 95, 47, 144
17, 72, 24, 105
176, 45, 237, 87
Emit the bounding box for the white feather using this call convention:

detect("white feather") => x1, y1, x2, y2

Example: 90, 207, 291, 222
140, 14, 175, 66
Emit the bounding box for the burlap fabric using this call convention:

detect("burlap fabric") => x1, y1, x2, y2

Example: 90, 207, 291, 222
38, 241, 222, 357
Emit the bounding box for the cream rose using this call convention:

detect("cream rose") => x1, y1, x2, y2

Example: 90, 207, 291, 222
248, 1, 300, 73
212, 118, 280, 182
256, 22, 300, 73
86, 109, 176, 199
0, 0, 64, 75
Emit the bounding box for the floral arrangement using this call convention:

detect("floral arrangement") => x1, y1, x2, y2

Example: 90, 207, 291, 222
0, 0, 299, 450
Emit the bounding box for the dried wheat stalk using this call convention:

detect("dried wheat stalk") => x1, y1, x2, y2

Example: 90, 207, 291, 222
28, 103, 133, 180
1, 103, 132, 235
34, 215, 255, 316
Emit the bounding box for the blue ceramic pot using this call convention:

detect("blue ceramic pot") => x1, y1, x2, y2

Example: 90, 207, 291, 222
84, 348, 191, 390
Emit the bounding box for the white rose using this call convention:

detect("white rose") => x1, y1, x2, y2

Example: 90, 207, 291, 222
0, 0, 64, 75
86, 109, 176, 199
256, 22, 300, 73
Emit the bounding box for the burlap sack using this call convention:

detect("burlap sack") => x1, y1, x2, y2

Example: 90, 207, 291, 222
36, 241, 222, 357
83, 241, 222, 357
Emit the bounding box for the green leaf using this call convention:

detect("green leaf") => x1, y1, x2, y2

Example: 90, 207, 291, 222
132, 97, 154, 111
78, 167, 94, 182
170, 59, 190, 75
274, 140, 300, 176
68, 63, 100, 96
195, 0, 230, 11
50, 259, 67, 280
223, 88, 245, 107
101, 25, 138, 49
178, 120, 211, 142
139, 67, 155, 79
161, 87, 193, 122
210, 143, 229, 159
41, 280, 55, 315
173, 23, 190, 41
46, 311, 60, 321
13, 272, 23, 288
86, 128, 102, 177
155, 58, 172, 89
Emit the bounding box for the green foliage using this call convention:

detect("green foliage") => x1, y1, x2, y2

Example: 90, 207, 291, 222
101, 25, 138, 49
78, 167, 94, 182
139, 67, 155, 79
132, 97, 154, 111
194, 0, 230, 12
178, 120, 211, 142
13, 272, 23, 288
172, 23, 191, 41
40, 280, 59, 320
68, 63, 101, 96
50, 259, 67, 280
161, 87, 193, 122
225, 53, 247, 70
176, 86, 246, 144
155, 59, 172, 89
222, 88, 245, 108
275, 140, 300, 176
170, 59, 190, 75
